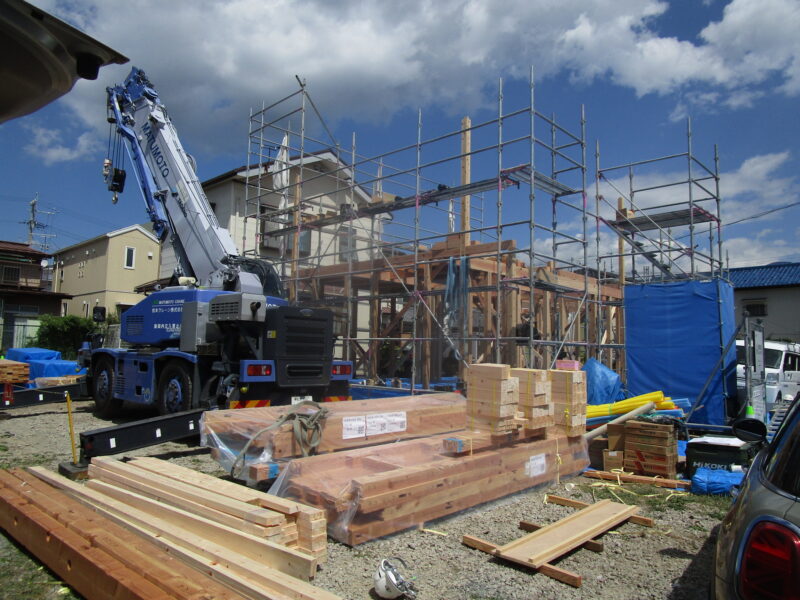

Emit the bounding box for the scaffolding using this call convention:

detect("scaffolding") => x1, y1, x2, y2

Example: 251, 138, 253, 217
593, 119, 725, 380
241, 70, 634, 389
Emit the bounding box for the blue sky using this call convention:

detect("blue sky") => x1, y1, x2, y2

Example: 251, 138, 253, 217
1, 0, 799, 269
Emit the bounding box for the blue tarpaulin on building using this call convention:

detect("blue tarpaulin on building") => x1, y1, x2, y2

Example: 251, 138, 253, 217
624, 279, 736, 426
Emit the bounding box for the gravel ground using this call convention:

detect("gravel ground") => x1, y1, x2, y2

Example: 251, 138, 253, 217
0, 397, 728, 600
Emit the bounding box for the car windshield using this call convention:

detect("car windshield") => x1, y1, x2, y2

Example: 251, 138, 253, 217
764, 397, 800, 497
736, 347, 783, 369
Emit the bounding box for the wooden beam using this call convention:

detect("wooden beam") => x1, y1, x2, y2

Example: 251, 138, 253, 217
518, 520, 604, 552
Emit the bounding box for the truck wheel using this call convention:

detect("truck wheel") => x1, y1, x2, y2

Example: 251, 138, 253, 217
157, 361, 193, 415
93, 357, 123, 418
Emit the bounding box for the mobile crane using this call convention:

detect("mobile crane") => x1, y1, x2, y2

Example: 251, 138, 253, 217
80, 67, 352, 417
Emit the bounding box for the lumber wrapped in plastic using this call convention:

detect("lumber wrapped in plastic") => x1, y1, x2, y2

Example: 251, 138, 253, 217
268, 432, 589, 545
202, 393, 466, 484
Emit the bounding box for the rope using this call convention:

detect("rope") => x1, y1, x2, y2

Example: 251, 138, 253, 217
230, 400, 330, 480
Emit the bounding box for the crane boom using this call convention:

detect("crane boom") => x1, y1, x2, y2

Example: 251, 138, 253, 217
105, 67, 263, 295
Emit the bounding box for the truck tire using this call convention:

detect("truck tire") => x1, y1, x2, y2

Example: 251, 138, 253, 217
156, 360, 193, 415
93, 357, 123, 418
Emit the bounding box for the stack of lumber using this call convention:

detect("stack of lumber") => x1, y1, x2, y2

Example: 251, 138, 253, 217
1, 466, 340, 600
202, 393, 466, 483
275, 432, 589, 545
549, 369, 587, 436
624, 420, 678, 478
512, 368, 554, 430
465, 363, 523, 434
0, 358, 28, 384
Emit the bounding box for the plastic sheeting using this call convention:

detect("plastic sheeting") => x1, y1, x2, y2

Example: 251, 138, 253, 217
625, 280, 736, 426
582, 358, 624, 405
691, 467, 744, 495
202, 394, 467, 485
268, 432, 588, 545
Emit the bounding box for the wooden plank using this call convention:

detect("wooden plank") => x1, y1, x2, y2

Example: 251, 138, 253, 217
29, 466, 316, 581
462, 534, 498, 554
518, 520, 604, 552
126, 457, 309, 516
0, 469, 242, 600
537, 563, 583, 587
88, 463, 284, 540
27, 467, 339, 600
92, 457, 285, 526
582, 469, 690, 489
466, 363, 511, 379
497, 500, 639, 567
546, 494, 654, 527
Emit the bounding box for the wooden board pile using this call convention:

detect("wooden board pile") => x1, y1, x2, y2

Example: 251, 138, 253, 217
464, 363, 522, 434
548, 369, 587, 436
624, 420, 678, 478
0, 461, 339, 600
202, 393, 466, 484
512, 368, 554, 430
0, 358, 28, 384
274, 432, 588, 546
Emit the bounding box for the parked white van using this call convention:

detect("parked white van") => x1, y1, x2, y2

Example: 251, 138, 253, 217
736, 339, 800, 410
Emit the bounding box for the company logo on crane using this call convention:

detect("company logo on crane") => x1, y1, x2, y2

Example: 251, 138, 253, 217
141, 122, 170, 178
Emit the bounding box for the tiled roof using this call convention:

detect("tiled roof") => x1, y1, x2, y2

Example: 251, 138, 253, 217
0, 240, 49, 257
728, 262, 800, 289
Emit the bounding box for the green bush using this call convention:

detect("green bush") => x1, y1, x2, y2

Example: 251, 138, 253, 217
32, 315, 97, 359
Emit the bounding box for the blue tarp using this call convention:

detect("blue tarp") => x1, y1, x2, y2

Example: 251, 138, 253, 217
625, 280, 736, 426
691, 467, 744, 495
27, 359, 85, 381
582, 358, 625, 405
6, 347, 61, 362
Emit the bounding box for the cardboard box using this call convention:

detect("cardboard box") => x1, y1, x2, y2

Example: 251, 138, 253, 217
603, 449, 624, 471
607, 423, 625, 451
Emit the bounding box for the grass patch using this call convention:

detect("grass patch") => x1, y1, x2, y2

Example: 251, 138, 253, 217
578, 482, 732, 517
0, 536, 79, 599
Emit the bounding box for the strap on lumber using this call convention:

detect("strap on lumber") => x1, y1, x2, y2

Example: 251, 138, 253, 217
230, 401, 330, 479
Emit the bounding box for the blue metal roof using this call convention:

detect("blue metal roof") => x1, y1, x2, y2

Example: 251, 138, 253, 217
728, 262, 800, 289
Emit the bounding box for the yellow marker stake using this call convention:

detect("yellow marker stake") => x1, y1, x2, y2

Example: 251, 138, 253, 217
65, 391, 78, 465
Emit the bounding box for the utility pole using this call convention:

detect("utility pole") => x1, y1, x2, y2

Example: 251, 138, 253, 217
21, 193, 55, 250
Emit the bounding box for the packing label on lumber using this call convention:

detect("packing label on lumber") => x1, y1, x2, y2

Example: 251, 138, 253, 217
343, 412, 407, 439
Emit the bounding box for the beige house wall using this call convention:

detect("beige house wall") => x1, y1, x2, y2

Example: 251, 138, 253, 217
54, 226, 160, 318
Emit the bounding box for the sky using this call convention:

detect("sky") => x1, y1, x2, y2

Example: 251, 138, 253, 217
1, 0, 799, 270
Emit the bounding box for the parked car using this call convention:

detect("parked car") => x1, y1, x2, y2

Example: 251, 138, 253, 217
712, 398, 800, 599
736, 339, 800, 411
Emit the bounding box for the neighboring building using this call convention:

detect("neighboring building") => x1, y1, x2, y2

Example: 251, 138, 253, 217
158, 150, 381, 282
0, 240, 70, 350
728, 261, 800, 342
52, 225, 160, 318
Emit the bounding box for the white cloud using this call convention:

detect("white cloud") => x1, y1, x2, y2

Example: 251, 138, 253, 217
23, 125, 100, 165
22, 0, 800, 164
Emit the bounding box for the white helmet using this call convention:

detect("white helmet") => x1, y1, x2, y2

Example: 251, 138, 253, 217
373, 558, 417, 599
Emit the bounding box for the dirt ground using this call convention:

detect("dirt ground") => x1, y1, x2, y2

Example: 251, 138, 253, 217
0, 396, 729, 600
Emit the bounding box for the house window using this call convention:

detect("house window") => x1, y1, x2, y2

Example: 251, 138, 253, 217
62, 302, 68, 317
744, 301, 767, 317
338, 226, 355, 262
298, 230, 312, 257
2, 266, 20, 285
124, 246, 136, 269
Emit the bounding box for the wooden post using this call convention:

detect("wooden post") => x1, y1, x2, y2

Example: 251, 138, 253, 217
460, 116, 472, 383
290, 172, 301, 303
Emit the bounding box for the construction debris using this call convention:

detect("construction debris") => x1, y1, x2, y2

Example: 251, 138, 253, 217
463, 494, 653, 587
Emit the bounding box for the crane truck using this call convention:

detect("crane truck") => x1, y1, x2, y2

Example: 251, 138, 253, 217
79, 67, 352, 417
